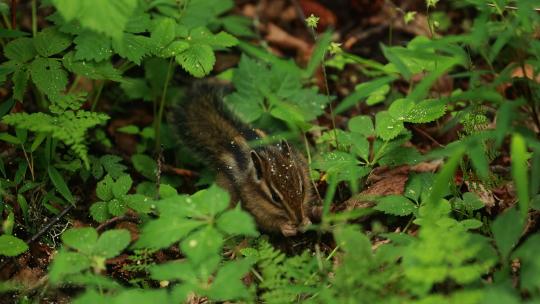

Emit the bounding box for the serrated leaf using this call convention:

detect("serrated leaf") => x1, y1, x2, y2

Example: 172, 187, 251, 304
62, 227, 98, 254
33, 27, 72, 57
366, 84, 390, 105
151, 18, 176, 50
108, 198, 127, 216
403, 99, 446, 123
191, 184, 230, 217
93, 229, 130, 258
113, 33, 152, 64
90, 202, 110, 222
132, 154, 157, 181
190, 27, 238, 48
30, 57, 68, 97
48, 166, 74, 204
63, 52, 122, 81
375, 111, 405, 141
100, 155, 127, 179
113, 174, 133, 198
0, 235, 28, 256
216, 207, 258, 236
96, 175, 114, 201
74, 30, 113, 62
348, 115, 374, 136
157, 40, 190, 58
134, 217, 204, 249
375, 195, 417, 216
4, 37, 36, 62
176, 44, 215, 78
221, 15, 255, 37
51, 0, 138, 40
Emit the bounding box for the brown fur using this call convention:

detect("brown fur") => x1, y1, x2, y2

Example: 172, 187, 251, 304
171, 84, 312, 236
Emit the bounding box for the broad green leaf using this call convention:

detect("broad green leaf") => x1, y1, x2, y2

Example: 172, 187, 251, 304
216, 207, 258, 236
108, 198, 127, 216
48, 166, 75, 204
366, 84, 390, 105
157, 40, 190, 58
191, 185, 230, 217
0, 235, 28, 256
511, 134, 530, 219
63, 52, 122, 81
348, 115, 374, 136
113, 289, 170, 304
180, 227, 223, 265
208, 259, 254, 300
375, 111, 405, 141
151, 18, 177, 50
427, 146, 465, 207
403, 99, 446, 123
33, 27, 72, 57
512, 234, 540, 292
74, 30, 113, 62
134, 217, 204, 249
113, 33, 152, 64
468, 140, 489, 180
375, 195, 417, 216
113, 174, 133, 198
30, 57, 68, 97
90, 202, 110, 222
189, 27, 238, 48
492, 208, 524, 260
149, 261, 195, 281
51, 0, 138, 40
93, 229, 131, 258
221, 15, 255, 37
49, 250, 91, 284
381, 44, 412, 79
62, 227, 98, 254
96, 175, 114, 201
176, 44, 216, 78
4, 37, 36, 62
132, 154, 157, 181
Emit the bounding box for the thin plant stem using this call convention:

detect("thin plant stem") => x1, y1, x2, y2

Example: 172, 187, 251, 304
154, 57, 174, 152
91, 81, 105, 111
31, 0, 37, 36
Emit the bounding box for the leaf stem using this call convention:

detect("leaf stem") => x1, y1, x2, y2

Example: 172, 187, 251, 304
31, 0, 37, 37
154, 57, 174, 152
91, 81, 105, 111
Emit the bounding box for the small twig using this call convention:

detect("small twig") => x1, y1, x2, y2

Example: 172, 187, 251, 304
96, 215, 139, 233
411, 125, 444, 148
155, 145, 164, 199
26, 205, 73, 244
11, 0, 16, 29
162, 164, 199, 178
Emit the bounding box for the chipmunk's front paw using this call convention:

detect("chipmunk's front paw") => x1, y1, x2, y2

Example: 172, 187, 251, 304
280, 222, 298, 237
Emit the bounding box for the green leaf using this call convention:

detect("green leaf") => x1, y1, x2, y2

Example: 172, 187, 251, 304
468, 140, 489, 180
151, 18, 176, 50
96, 175, 114, 201
512, 234, 540, 292
49, 250, 91, 284
30, 57, 68, 97
108, 198, 127, 216
348, 115, 374, 136
191, 185, 230, 217
132, 154, 157, 181
511, 134, 530, 219
304, 30, 332, 77
113, 174, 133, 198
113, 33, 152, 64
375, 111, 405, 141
375, 195, 417, 216
62, 227, 98, 254
189, 27, 238, 48
134, 217, 204, 249
180, 227, 223, 265
74, 30, 113, 62
176, 44, 215, 78
0, 235, 28, 256
4, 37, 36, 62
90, 202, 110, 223
209, 259, 254, 300
403, 99, 446, 123
12, 67, 29, 101
48, 166, 75, 204
149, 261, 195, 281
217, 207, 259, 236
63, 52, 122, 81
382, 44, 412, 79
221, 16, 255, 37
93, 229, 130, 258
51, 0, 138, 40
492, 208, 524, 260
33, 27, 72, 57
427, 146, 465, 208
335, 76, 396, 114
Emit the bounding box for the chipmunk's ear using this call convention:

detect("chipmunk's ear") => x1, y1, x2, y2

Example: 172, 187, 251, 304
250, 150, 264, 180
280, 140, 291, 156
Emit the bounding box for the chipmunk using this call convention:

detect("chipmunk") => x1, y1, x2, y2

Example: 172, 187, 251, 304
171, 83, 312, 236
